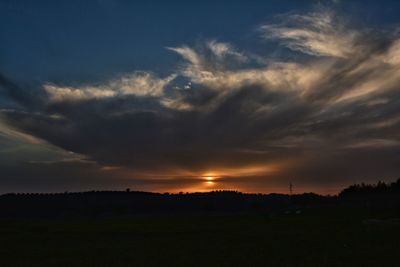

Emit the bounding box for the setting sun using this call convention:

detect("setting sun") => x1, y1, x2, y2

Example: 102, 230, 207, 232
202, 175, 217, 186
1, 1, 399, 265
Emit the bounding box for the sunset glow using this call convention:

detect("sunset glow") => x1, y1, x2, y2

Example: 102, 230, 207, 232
2, 2, 400, 266
1, 1, 400, 194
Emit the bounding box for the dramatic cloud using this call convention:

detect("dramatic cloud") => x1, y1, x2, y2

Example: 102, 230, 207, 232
1, 7, 400, 193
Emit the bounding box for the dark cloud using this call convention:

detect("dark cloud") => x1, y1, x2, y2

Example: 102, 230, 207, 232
1, 8, 400, 193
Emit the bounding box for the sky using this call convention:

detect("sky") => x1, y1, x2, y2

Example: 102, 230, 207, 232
1, 0, 400, 194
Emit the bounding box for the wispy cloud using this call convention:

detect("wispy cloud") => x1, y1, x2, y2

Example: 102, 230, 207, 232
260, 11, 359, 58
1, 7, 400, 192
44, 72, 177, 102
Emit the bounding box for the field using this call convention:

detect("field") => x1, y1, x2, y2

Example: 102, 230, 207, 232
1, 211, 399, 267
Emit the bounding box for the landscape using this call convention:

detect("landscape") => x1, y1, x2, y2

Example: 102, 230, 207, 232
1, 179, 400, 266
1, 0, 400, 266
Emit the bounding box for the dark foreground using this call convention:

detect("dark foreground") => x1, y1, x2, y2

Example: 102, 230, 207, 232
1, 210, 399, 267
1, 180, 400, 266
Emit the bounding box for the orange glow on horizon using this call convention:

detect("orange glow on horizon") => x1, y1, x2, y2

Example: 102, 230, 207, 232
121, 162, 291, 193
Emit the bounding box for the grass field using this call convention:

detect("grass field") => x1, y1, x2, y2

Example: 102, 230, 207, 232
1, 211, 399, 267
